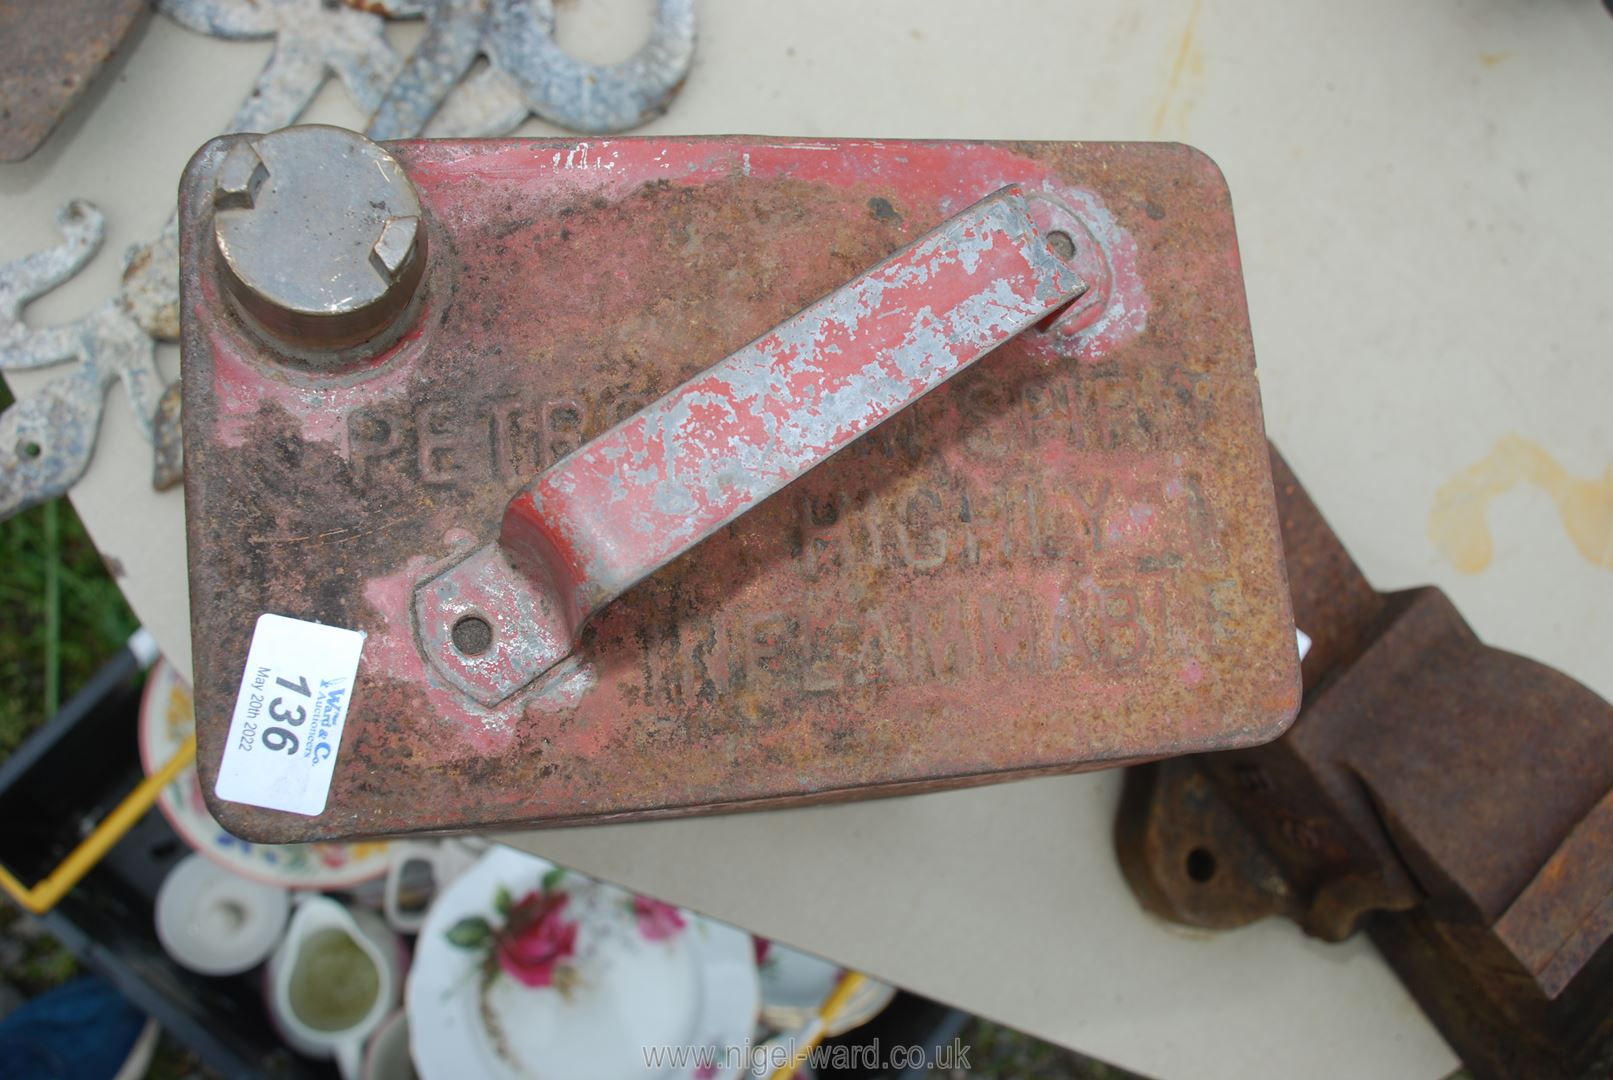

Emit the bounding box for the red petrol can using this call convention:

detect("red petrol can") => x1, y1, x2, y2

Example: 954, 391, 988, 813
179, 135, 1299, 841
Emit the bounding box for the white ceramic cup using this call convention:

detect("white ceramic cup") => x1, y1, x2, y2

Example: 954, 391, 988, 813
381, 839, 481, 935
267, 895, 402, 1079
361, 1009, 416, 1080
154, 853, 290, 976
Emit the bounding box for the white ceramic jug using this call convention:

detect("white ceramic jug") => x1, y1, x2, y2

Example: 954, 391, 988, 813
268, 895, 401, 1078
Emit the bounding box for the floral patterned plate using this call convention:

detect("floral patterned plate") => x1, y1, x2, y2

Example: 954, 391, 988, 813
408, 846, 758, 1080
139, 658, 391, 890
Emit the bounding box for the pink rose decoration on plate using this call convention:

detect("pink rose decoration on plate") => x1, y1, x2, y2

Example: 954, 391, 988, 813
498, 891, 580, 987
445, 868, 580, 990
633, 896, 687, 942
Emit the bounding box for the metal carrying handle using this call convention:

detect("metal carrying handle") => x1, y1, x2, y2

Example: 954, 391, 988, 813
413, 185, 1089, 705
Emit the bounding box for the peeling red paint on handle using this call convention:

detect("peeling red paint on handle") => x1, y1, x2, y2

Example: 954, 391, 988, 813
414, 186, 1087, 706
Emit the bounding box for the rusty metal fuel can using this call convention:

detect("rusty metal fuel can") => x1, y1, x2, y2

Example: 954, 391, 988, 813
178, 130, 1299, 841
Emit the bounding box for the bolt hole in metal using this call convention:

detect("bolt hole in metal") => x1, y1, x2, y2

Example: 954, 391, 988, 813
1185, 847, 1218, 883
451, 615, 494, 657
17, 439, 42, 461
1033, 227, 1085, 333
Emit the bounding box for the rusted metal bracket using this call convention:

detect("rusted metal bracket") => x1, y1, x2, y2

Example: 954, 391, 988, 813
1115, 448, 1613, 1080
415, 187, 1088, 705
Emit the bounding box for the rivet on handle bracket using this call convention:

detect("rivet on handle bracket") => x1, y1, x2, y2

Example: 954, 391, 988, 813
413, 185, 1089, 706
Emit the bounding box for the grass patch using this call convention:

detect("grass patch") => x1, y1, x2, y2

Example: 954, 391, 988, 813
0, 379, 139, 754
0, 379, 140, 1006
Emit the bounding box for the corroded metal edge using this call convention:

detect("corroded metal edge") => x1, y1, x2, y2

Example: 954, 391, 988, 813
0, 0, 150, 162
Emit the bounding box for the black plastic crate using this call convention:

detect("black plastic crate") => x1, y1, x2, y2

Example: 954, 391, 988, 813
0, 649, 330, 1079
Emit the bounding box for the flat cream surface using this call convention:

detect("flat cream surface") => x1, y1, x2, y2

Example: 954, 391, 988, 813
7, 3, 1613, 1076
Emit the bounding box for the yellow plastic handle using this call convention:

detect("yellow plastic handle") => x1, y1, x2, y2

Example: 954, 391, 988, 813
769, 970, 869, 1080
0, 734, 196, 915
